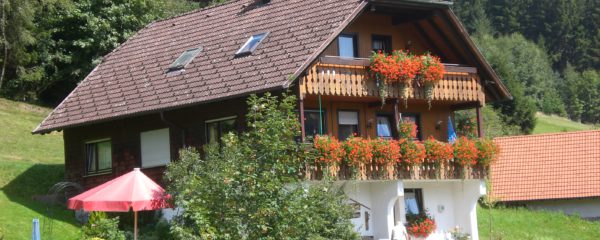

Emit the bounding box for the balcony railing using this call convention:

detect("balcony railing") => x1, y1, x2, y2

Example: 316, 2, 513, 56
299, 56, 485, 104
304, 162, 487, 181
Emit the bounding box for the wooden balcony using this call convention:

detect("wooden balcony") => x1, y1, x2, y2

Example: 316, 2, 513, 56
299, 57, 485, 105
304, 162, 486, 181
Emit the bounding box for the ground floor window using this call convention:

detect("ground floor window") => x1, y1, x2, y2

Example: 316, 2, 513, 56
85, 139, 112, 175
404, 188, 424, 215
206, 116, 237, 144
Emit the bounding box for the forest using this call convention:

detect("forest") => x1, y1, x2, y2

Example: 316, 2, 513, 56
0, 0, 598, 136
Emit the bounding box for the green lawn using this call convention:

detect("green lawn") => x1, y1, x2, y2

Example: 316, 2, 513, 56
533, 112, 597, 134
478, 205, 600, 240
0, 98, 79, 240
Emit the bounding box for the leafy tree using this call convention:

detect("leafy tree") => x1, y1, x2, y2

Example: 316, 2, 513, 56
561, 65, 600, 123
165, 93, 359, 240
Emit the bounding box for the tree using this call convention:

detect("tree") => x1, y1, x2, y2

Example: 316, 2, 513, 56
165, 93, 359, 239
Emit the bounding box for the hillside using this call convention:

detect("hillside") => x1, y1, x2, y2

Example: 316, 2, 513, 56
533, 112, 597, 134
0, 98, 79, 239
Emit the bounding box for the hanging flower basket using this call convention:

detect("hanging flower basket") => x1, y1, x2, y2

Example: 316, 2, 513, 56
369, 50, 420, 107
417, 53, 445, 109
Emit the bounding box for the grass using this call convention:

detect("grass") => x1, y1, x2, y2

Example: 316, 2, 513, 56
478, 205, 600, 240
0, 98, 80, 240
533, 112, 597, 134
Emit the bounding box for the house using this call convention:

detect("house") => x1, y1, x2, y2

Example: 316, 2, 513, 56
492, 130, 600, 220
34, 0, 511, 239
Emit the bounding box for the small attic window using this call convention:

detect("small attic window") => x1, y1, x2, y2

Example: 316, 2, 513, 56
235, 32, 269, 56
168, 47, 202, 71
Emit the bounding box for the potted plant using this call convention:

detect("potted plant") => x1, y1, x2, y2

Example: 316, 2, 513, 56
398, 120, 418, 140
369, 50, 420, 106
371, 138, 401, 179
343, 136, 373, 180
313, 135, 345, 178
417, 53, 445, 109
424, 136, 453, 178
406, 210, 436, 239
453, 136, 479, 178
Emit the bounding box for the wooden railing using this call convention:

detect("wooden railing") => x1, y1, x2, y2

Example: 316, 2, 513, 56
305, 162, 487, 181
299, 57, 485, 104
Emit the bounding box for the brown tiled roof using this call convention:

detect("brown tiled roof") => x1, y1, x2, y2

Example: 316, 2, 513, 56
33, 0, 367, 133
491, 130, 600, 202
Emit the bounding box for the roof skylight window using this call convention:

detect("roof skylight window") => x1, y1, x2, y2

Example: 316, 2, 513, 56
235, 32, 269, 56
168, 47, 202, 71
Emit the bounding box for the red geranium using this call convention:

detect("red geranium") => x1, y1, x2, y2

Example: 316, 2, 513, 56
344, 137, 373, 167
399, 139, 426, 166
418, 53, 445, 85
371, 138, 402, 165
313, 135, 345, 165
406, 210, 436, 238
424, 136, 453, 166
453, 136, 479, 166
399, 121, 418, 139
476, 138, 500, 166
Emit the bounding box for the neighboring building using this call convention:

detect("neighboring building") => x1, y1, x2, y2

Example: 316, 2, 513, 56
492, 130, 600, 219
34, 0, 511, 239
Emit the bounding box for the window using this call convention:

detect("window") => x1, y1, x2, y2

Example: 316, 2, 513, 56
376, 115, 394, 139
85, 139, 112, 175
338, 34, 357, 58
140, 128, 171, 168
404, 188, 424, 215
400, 113, 422, 140
338, 111, 359, 140
372, 35, 392, 54
304, 109, 327, 138
206, 116, 237, 144
235, 32, 269, 56
168, 47, 202, 71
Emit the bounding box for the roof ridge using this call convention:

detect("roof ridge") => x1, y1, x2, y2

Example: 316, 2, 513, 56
153, 0, 241, 24
494, 129, 600, 140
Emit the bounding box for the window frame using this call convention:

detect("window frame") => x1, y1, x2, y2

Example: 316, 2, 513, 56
338, 33, 358, 58
205, 116, 238, 144
84, 138, 112, 176
337, 110, 360, 140
140, 128, 171, 169
376, 113, 396, 139
404, 188, 424, 215
303, 109, 328, 138
168, 47, 203, 72
371, 34, 392, 54
400, 112, 422, 141
235, 32, 270, 57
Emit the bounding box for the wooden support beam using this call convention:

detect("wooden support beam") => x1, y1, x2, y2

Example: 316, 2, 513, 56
394, 98, 400, 138
425, 18, 469, 63
412, 21, 448, 60
299, 97, 306, 142
476, 106, 484, 138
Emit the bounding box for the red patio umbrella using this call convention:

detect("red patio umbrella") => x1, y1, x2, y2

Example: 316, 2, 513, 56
68, 168, 170, 240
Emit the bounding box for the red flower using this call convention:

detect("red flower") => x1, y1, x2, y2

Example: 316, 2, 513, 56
424, 136, 453, 165
344, 137, 373, 166
371, 138, 402, 165
399, 139, 426, 166
399, 121, 418, 139
417, 53, 445, 85
313, 135, 345, 164
453, 136, 479, 166
476, 138, 500, 166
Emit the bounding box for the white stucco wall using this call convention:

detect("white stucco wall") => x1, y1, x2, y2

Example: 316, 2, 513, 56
527, 198, 600, 219
344, 180, 485, 240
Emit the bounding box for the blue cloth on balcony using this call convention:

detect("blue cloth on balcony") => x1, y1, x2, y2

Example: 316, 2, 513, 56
448, 116, 457, 144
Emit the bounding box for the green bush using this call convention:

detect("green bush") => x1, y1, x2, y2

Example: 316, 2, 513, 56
82, 213, 125, 240
165, 93, 359, 239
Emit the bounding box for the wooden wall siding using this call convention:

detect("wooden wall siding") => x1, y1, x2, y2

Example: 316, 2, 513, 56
303, 97, 453, 142
63, 97, 251, 189
299, 63, 485, 104
321, 12, 465, 64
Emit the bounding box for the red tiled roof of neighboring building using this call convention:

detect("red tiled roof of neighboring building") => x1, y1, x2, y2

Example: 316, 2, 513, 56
33, 0, 367, 133
491, 130, 600, 202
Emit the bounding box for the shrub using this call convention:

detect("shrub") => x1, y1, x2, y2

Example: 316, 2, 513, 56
82, 215, 125, 240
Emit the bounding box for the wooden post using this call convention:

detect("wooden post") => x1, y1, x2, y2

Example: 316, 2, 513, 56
134, 211, 138, 240
476, 105, 484, 138
394, 98, 400, 138
299, 97, 306, 142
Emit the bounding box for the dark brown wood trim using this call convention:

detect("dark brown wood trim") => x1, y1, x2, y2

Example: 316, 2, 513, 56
299, 98, 306, 142
476, 106, 484, 138
450, 102, 481, 111
411, 21, 448, 60
424, 18, 469, 64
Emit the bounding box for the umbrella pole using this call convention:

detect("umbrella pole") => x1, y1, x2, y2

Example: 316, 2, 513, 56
134, 211, 138, 240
